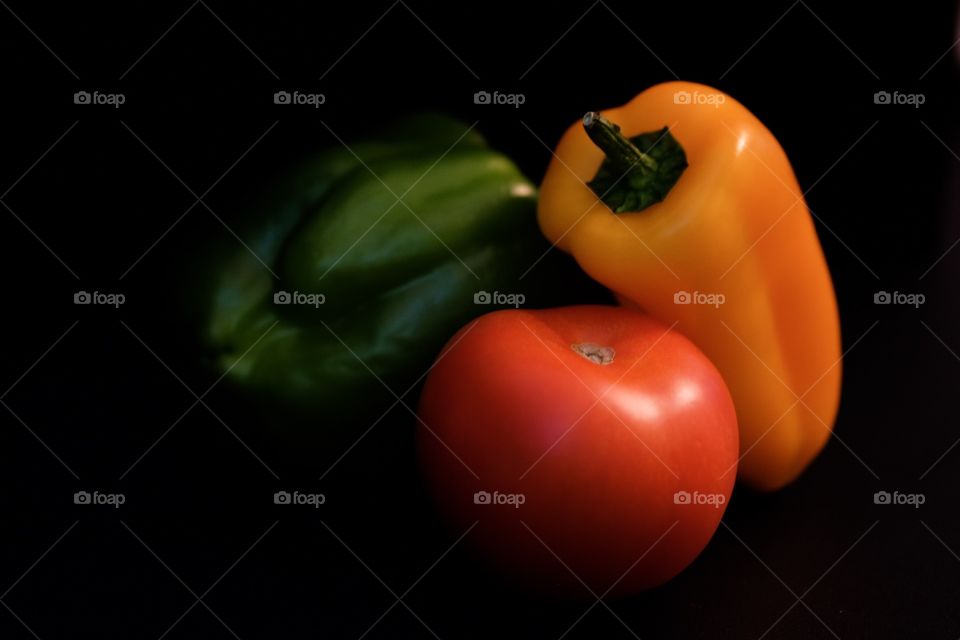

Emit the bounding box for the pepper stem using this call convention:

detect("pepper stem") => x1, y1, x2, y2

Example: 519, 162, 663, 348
582, 112, 658, 174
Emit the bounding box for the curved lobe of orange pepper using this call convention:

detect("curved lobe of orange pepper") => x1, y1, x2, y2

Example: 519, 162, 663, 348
538, 81, 841, 491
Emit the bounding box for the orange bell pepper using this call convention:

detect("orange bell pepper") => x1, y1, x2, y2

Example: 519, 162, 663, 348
537, 81, 841, 491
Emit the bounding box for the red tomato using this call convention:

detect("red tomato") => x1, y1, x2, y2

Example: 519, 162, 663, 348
417, 305, 738, 596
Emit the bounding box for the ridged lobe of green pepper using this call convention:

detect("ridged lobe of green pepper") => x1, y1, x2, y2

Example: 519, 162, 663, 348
201, 114, 542, 428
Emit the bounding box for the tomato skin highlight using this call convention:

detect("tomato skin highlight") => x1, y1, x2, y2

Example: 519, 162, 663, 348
417, 305, 738, 597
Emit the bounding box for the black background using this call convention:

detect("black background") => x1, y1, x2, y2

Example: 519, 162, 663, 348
1, 1, 959, 637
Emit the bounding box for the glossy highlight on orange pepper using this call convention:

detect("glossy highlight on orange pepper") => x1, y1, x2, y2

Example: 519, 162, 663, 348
538, 81, 842, 491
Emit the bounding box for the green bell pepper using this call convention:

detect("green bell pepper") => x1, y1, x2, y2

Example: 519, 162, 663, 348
189, 114, 604, 433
